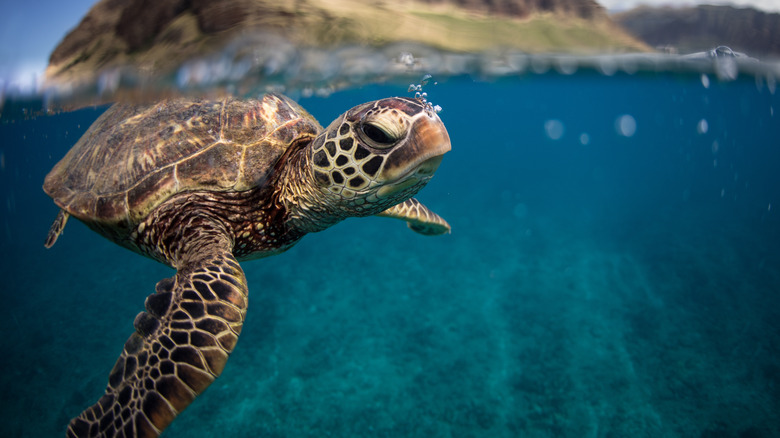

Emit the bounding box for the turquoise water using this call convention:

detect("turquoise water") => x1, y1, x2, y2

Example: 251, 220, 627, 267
1, 70, 779, 437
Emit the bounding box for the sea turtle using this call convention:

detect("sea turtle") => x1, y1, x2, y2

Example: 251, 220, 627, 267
43, 94, 451, 437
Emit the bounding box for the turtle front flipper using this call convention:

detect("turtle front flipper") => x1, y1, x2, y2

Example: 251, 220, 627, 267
376, 198, 451, 236
67, 230, 247, 438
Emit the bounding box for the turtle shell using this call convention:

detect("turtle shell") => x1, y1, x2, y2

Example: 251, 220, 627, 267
44, 94, 321, 228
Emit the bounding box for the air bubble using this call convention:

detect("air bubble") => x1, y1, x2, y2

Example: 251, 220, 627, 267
697, 119, 709, 134
554, 56, 578, 75
580, 133, 590, 145
98, 69, 120, 95
544, 119, 565, 140
615, 115, 636, 137
701, 74, 710, 89
530, 57, 550, 74
409, 75, 442, 115
399, 52, 415, 68
710, 46, 738, 81
598, 58, 618, 76
423, 102, 442, 114
513, 203, 528, 219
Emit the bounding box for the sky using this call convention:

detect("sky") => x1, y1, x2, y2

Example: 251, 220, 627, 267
0, 0, 778, 93
0, 0, 96, 91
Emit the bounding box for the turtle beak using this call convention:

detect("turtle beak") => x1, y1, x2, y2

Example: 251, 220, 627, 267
380, 113, 451, 183
375, 112, 450, 199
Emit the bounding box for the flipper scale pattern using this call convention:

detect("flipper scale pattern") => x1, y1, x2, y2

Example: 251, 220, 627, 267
67, 240, 247, 438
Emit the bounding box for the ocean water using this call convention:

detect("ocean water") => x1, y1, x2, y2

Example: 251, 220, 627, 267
1, 68, 779, 438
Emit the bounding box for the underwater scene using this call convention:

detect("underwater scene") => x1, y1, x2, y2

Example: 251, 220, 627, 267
2, 0, 780, 434
2, 66, 779, 437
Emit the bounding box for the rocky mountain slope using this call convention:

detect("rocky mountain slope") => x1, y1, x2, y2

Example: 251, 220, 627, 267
413, 0, 607, 19
46, 0, 649, 85
614, 5, 780, 58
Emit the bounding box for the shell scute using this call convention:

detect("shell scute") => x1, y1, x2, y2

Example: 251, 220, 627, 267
126, 169, 178, 223
174, 142, 241, 192
95, 193, 127, 223
43, 94, 322, 229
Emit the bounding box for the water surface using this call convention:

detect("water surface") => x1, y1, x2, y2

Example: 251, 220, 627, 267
1, 64, 779, 437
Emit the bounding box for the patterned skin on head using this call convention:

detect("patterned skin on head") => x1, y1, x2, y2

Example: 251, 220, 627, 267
308, 97, 450, 215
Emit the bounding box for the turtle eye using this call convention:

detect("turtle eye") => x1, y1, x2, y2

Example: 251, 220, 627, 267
360, 122, 396, 147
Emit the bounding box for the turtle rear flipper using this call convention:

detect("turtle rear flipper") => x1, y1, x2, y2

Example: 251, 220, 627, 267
67, 227, 248, 438
377, 198, 451, 236
45, 209, 70, 248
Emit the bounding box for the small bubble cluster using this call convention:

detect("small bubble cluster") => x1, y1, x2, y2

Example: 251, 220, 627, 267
408, 74, 442, 115
399, 52, 416, 68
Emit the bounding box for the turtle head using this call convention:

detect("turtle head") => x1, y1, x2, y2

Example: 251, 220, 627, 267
308, 97, 450, 216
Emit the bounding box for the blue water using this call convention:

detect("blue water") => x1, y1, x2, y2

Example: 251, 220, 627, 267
1, 71, 779, 437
